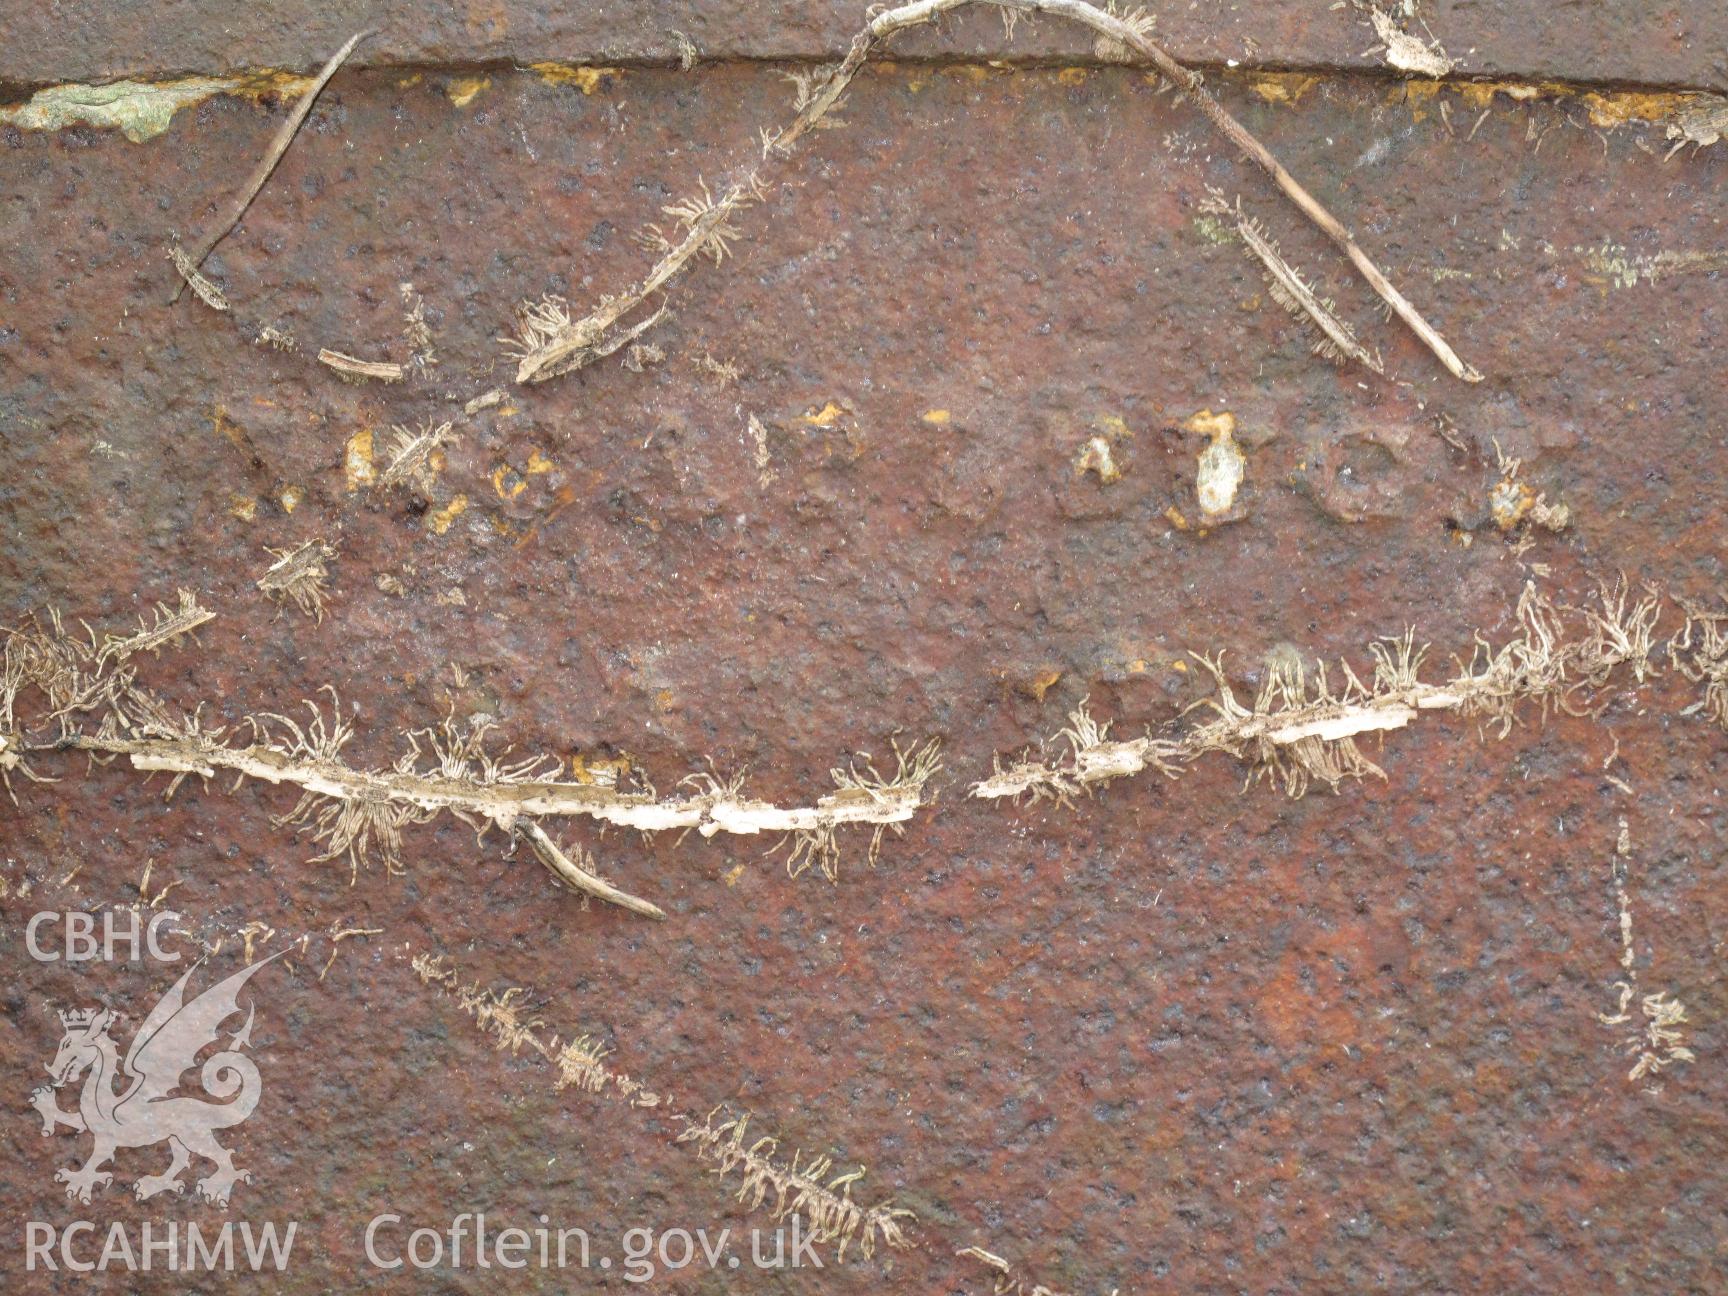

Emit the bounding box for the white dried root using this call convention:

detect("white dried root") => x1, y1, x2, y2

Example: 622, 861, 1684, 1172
4, 600, 940, 913
1236, 212, 1384, 375
974, 581, 1664, 803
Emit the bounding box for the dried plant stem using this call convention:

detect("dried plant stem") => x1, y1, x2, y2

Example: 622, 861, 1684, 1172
518, 820, 667, 921
171, 30, 373, 302
169, 246, 230, 312
1596, 819, 1694, 1085
317, 348, 406, 383
413, 953, 915, 1262
98, 590, 215, 665
62, 725, 938, 844
974, 581, 1661, 803
515, 0, 1477, 385
257, 539, 335, 621
677, 1110, 915, 1261
378, 420, 458, 491
4, 598, 938, 898
1236, 213, 1384, 374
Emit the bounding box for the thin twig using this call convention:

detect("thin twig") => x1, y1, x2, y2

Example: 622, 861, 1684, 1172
171, 30, 373, 303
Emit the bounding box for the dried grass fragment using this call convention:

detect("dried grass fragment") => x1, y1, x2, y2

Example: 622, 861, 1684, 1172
519, 820, 666, 920
257, 540, 335, 621
696, 351, 741, 385
1596, 822, 1694, 1087
378, 420, 459, 492
1369, 10, 1454, 78
414, 954, 912, 1260
399, 282, 437, 373
99, 590, 215, 665
1230, 207, 1383, 374
168, 245, 229, 312
171, 30, 373, 300
317, 349, 405, 383
678, 1110, 914, 1262
747, 413, 776, 486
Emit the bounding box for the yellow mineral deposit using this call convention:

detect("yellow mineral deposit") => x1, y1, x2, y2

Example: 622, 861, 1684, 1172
343, 429, 376, 491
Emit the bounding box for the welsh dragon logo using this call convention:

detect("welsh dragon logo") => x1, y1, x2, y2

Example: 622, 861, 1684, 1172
29, 954, 280, 1206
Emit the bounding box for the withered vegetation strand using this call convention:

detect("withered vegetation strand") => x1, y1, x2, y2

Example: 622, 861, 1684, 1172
973, 581, 1664, 804
169, 245, 230, 313
508, 0, 1479, 386
1597, 820, 1694, 1086
412, 953, 915, 1262
1673, 600, 1728, 729
2, 599, 940, 914
316, 348, 405, 383
378, 419, 458, 492
1, 593, 214, 797
957, 1244, 1088, 1296
256, 539, 336, 621
171, 30, 373, 302
1231, 205, 1384, 375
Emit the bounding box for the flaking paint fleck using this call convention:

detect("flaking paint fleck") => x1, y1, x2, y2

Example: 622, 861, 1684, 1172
0, 75, 308, 142
446, 77, 490, 107
427, 494, 469, 535
801, 400, 848, 428
530, 64, 622, 94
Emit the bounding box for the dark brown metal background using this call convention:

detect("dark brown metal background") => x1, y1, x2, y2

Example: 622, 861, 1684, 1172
2, 33, 1725, 1296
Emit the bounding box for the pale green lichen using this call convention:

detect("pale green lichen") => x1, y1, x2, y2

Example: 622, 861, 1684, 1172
1, 78, 242, 142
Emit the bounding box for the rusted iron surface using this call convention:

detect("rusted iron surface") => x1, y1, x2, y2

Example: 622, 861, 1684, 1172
1, 55, 1725, 1294
4, 3, 1726, 94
